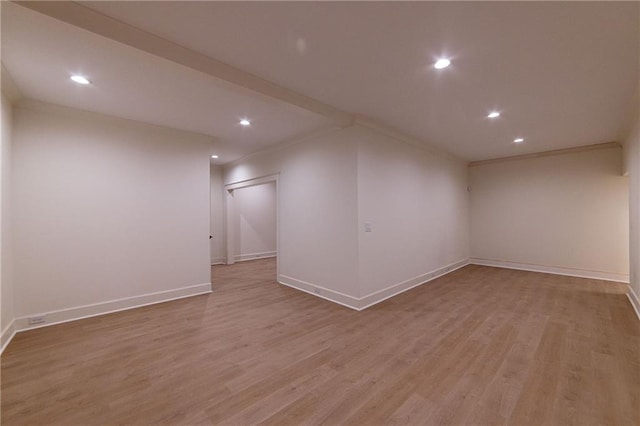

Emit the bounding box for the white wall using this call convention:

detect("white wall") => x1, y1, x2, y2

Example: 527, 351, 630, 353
357, 126, 470, 302
210, 164, 225, 264
224, 124, 470, 309
233, 182, 276, 261
224, 126, 359, 306
623, 113, 639, 314
1, 93, 15, 350
12, 101, 213, 328
470, 146, 629, 282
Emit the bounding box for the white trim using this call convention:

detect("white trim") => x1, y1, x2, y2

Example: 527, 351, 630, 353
225, 189, 235, 265
358, 259, 470, 310
469, 258, 629, 283
224, 174, 280, 272
1, 320, 17, 355
235, 251, 277, 262
468, 142, 620, 167
13, 283, 212, 333
278, 275, 361, 310
225, 174, 280, 191
278, 258, 470, 311
211, 257, 226, 265
627, 286, 640, 321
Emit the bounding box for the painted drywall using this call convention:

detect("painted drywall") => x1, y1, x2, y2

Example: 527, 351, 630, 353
232, 181, 276, 261
210, 164, 225, 264
12, 100, 213, 326
1, 93, 15, 348
470, 146, 629, 281
357, 125, 470, 299
224, 124, 470, 308
224, 126, 359, 305
623, 112, 639, 313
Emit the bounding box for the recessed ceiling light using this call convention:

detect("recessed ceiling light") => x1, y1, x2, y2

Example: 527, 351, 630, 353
514, 138, 524, 143
211, 155, 219, 159
487, 111, 500, 119
434, 58, 451, 69
239, 119, 251, 126
70, 75, 91, 85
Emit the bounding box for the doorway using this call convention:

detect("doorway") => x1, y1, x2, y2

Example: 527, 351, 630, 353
224, 174, 279, 277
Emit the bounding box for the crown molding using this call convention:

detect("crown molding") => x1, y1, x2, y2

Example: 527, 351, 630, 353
468, 142, 620, 167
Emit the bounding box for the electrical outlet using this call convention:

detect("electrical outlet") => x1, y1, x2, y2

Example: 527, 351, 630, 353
28, 315, 47, 325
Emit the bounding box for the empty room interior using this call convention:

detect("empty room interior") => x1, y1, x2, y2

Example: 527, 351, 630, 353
1, 1, 639, 425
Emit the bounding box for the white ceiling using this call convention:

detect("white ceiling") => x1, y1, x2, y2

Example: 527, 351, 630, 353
1, 2, 335, 163
3, 1, 639, 162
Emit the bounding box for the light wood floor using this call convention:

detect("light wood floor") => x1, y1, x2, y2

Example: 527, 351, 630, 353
2, 259, 639, 425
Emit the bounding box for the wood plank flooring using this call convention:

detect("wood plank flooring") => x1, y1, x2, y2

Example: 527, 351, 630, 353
2, 259, 639, 425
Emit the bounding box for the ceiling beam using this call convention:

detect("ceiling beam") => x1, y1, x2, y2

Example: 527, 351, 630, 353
15, 1, 354, 126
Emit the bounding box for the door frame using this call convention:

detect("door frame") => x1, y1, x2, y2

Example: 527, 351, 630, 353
224, 174, 280, 275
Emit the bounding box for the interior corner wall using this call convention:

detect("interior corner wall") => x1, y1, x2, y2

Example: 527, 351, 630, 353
356, 125, 470, 305
12, 101, 213, 329
232, 182, 276, 261
210, 164, 225, 265
223, 127, 359, 307
623, 112, 639, 314
1, 93, 15, 349
470, 146, 629, 282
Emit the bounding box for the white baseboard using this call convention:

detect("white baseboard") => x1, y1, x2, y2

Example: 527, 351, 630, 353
278, 275, 361, 310
235, 251, 277, 262
211, 257, 226, 265
469, 257, 629, 283
358, 258, 470, 310
627, 286, 640, 321
13, 283, 212, 333
1, 319, 16, 355
278, 258, 470, 311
